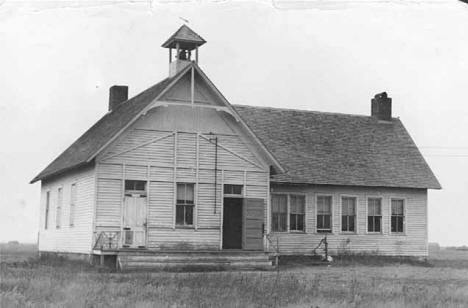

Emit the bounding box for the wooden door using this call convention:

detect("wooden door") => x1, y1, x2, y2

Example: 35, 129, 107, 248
243, 198, 265, 251
123, 195, 147, 248
223, 198, 243, 249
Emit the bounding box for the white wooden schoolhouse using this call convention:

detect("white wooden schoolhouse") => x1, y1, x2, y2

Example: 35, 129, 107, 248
31, 25, 440, 269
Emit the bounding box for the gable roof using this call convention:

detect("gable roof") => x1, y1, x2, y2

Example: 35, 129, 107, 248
30, 73, 180, 183
31, 63, 282, 183
31, 65, 440, 190
233, 105, 441, 189
161, 25, 206, 50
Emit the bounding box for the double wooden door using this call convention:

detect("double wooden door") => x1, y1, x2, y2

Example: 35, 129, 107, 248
223, 198, 264, 250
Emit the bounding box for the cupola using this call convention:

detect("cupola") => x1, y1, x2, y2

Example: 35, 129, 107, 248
162, 25, 206, 77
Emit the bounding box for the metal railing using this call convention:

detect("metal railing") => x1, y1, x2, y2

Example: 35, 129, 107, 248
93, 231, 121, 250
93, 230, 146, 251
265, 233, 280, 267
313, 236, 329, 261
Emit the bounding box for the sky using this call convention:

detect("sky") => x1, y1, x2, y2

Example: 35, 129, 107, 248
0, 0, 467, 246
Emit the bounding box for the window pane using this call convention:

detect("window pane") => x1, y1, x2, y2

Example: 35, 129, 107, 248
291, 195, 305, 214
125, 180, 146, 191
391, 216, 397, 232
177, 183, 194, 204
185, 205, 193, 225
45, 192, 50, 229
290, 214, 297, 231
56, 188, 63, 228
392, 199, 404, 215
317, 196, 331, 214
272, 214, 279, 231
185, 184, 194, 203
342, 197, 356, 215
368, 216, 373, 232
349, 216, 355, 232
297, 214, 304, 231
272, 195, 287, 232
342, 216, 348, 231
272, 195, 287, 214
324, 215, 331, 229
397, 217, 403, 233
176, 204, 184, 225
368, 198, 381, 216
375, 216, 381, 232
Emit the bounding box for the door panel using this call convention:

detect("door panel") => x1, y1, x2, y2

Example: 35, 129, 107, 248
243, 198, 264, 251
123, 195, 147, 247
223, 198, 243, 249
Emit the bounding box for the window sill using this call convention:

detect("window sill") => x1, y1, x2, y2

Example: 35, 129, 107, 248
270, 231, 306, 234
175, 225, 195, 230
340, 232, 357, 235
390, 232, 406, 236
366, 232, 383, 235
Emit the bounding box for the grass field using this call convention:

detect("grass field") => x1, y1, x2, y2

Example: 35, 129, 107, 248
1, 245, 468, 307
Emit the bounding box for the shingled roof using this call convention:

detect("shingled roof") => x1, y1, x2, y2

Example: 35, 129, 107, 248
31, 68, 440, 190
30, 75, 177, 183
233, 105, 441, 189
161, 25, 206, 50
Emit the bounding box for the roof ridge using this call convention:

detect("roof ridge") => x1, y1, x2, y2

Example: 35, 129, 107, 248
233, 103, 397, 120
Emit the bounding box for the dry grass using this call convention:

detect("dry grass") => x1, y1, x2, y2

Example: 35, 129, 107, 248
1, 245, 468, 308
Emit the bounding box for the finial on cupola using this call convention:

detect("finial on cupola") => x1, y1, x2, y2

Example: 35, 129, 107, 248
162, 25, 206, 77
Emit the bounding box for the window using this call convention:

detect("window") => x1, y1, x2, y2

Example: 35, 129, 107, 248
367, 198, 382, 233
391, 199, 404, 233
317, 196, 332, 233
70, 184, 76, 227
176, 183, 194, 226
125, 180, 146, 195
271, 194, 287, 232
56, 188, 63, 229
290, 195, 305, 232
224, 184, 243, 195
45, 191, 50, 230
341, 197, 356, 233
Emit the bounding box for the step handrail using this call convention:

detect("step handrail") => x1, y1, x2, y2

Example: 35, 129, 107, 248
313, 236, 329, 260
265, 232, 280, 267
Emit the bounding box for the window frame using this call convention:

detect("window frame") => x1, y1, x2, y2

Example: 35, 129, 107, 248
70, 183, 77, 227
366, 196, 383, 234
175, 182, 195, 227
390, 198, 406, 235
56, 187, 63, 229
45, 190, 51, 230
340, 195, 358, 234
315, 194, 333, 234
125, 180, 147, 197
270, 193, 289, 233
289, 194, 306, 233
270, 193, 306, 233
223, 184, 244, 198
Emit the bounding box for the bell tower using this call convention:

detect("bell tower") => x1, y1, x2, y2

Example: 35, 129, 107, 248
162, 25, 206, 77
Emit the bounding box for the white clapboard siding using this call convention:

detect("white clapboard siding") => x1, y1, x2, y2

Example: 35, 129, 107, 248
93, 98, 270, 250
148, 181, 173, 228
150, 166, 173, 182
268, 184, 429, 256
38, 165, 95, 254
96, 178, 122, 228
197, 183, 222, 228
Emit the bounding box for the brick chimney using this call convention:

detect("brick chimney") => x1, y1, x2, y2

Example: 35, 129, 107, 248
109, 85, 128, 111
371, 92, 392, 121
